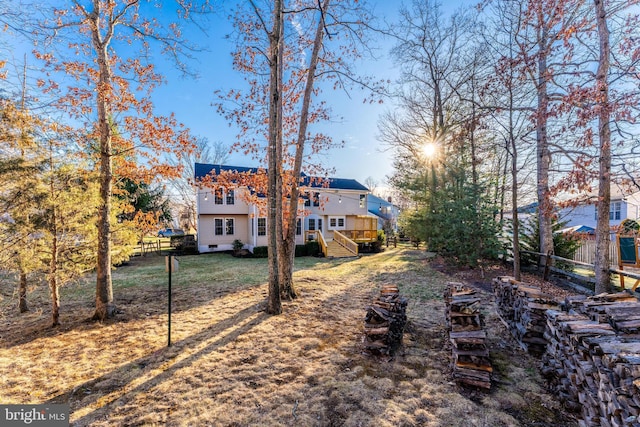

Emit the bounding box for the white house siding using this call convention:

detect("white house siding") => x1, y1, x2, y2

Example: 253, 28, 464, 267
559, 204, 598, 229
195, 164, 370, 252
197, 214, 250, 253
560, 198, 640, 230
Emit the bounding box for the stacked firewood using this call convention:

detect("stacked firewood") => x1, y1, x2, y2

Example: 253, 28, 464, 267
492, 276, 560, 356
363, 285, 408, 355
541, 292, 640, 426
564, 292, 639, 326
445, 282, 492, 389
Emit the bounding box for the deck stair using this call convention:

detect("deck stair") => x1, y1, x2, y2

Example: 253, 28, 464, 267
326, 239, 357, 258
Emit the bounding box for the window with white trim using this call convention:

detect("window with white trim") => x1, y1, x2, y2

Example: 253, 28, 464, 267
329, 216, 346, 230
258, 217, 266, 236
296, 219, 301, 235
308, 218, 316, 231
610, 201, 622, 220
214, 218, 223, 235
226, 189, 235, 205
225, 218, 235, 235
214, 189, 223, 205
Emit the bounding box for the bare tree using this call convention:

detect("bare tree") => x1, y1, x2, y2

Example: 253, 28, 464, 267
36, 1, 203, 320
218, 0, 383, 311
168, 137, 229, 232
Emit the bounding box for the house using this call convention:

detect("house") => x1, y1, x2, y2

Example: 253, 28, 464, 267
194, 163, 378, 257
558, 186, 640, 232
367, 194, 400, 234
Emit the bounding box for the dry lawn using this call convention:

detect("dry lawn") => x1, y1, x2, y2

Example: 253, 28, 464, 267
0, 247, 578, 426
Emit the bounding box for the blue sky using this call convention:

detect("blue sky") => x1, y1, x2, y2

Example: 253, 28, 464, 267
152, 1, 405, 187
3, 1, 469, 187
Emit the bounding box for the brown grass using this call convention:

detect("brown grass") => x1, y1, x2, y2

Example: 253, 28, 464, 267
0, 247, 576, 426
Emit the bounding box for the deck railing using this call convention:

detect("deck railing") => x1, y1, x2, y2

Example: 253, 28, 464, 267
333, 230, 358, 256
344, 229, 378, 243
317, 230, 328, 257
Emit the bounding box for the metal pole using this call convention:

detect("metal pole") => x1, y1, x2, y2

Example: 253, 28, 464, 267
168, 255, 172, 347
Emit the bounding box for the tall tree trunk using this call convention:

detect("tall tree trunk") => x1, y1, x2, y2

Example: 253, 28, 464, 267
49, 158, 60, 327
18, 264, 28, 313
593, 0, 612, 294
500, 142, 509, 225
50, 231, 60, 327
92, 4, 115, 320
266, 0, 283, 315
275, 8, 288, 300
535, 16, 554, 269
280, 0, 329, 300
507, 36, 521, 281
18, 56, 29, 314
511, 137, 521, 281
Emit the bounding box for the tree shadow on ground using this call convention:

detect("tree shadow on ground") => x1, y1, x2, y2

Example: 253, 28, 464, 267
44, 302, 267, 425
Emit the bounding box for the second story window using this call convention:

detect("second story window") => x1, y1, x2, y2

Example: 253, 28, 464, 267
359, 194, 365, 208
214, 189, 223, 205
226, 189, 235, 205
610, 201, 622, 221
313, 192, 320, 207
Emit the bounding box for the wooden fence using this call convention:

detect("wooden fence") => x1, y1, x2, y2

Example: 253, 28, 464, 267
133, 239, 178, 256
572, 233, 618, 266
523, 249, 640, 292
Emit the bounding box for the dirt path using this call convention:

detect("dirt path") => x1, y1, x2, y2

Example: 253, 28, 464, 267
0, 248, 576, 426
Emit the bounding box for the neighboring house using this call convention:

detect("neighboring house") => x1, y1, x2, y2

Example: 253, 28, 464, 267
367, 194, 400, 234
194, 163, 377, 257
558, 187, 640, 231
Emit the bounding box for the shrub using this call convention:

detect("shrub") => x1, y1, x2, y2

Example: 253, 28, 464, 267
232, 239, 244, 252
305, 241, 320, 256
295, 244, 308, 257
518, 211, 582, 271
253, 246, 268, 258
250, 244, 317, 258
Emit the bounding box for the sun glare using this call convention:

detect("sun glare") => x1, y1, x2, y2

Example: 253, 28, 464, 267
422, 142, 437, 158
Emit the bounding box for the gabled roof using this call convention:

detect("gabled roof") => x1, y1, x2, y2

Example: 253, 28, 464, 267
194, 163, 259, 179
368, 194, 394, 206
194, 163, 369, 192
300, 176, 369, 192
558, 225, 595, 234
571, 184, 640, 203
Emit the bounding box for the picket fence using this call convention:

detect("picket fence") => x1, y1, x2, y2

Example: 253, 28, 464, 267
572, 234, 619, 266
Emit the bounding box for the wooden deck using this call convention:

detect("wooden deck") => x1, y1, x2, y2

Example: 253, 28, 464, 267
305, 216, 378, 258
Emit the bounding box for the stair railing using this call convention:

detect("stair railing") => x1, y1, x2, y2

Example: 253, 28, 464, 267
316, 230, 328, 257
333, 230, 358, 256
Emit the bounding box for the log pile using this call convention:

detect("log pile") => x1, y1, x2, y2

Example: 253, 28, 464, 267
363, 285, 408, 355
492, 276, 560, 356
445, 282, 492, 389
541, 292, 640, 426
